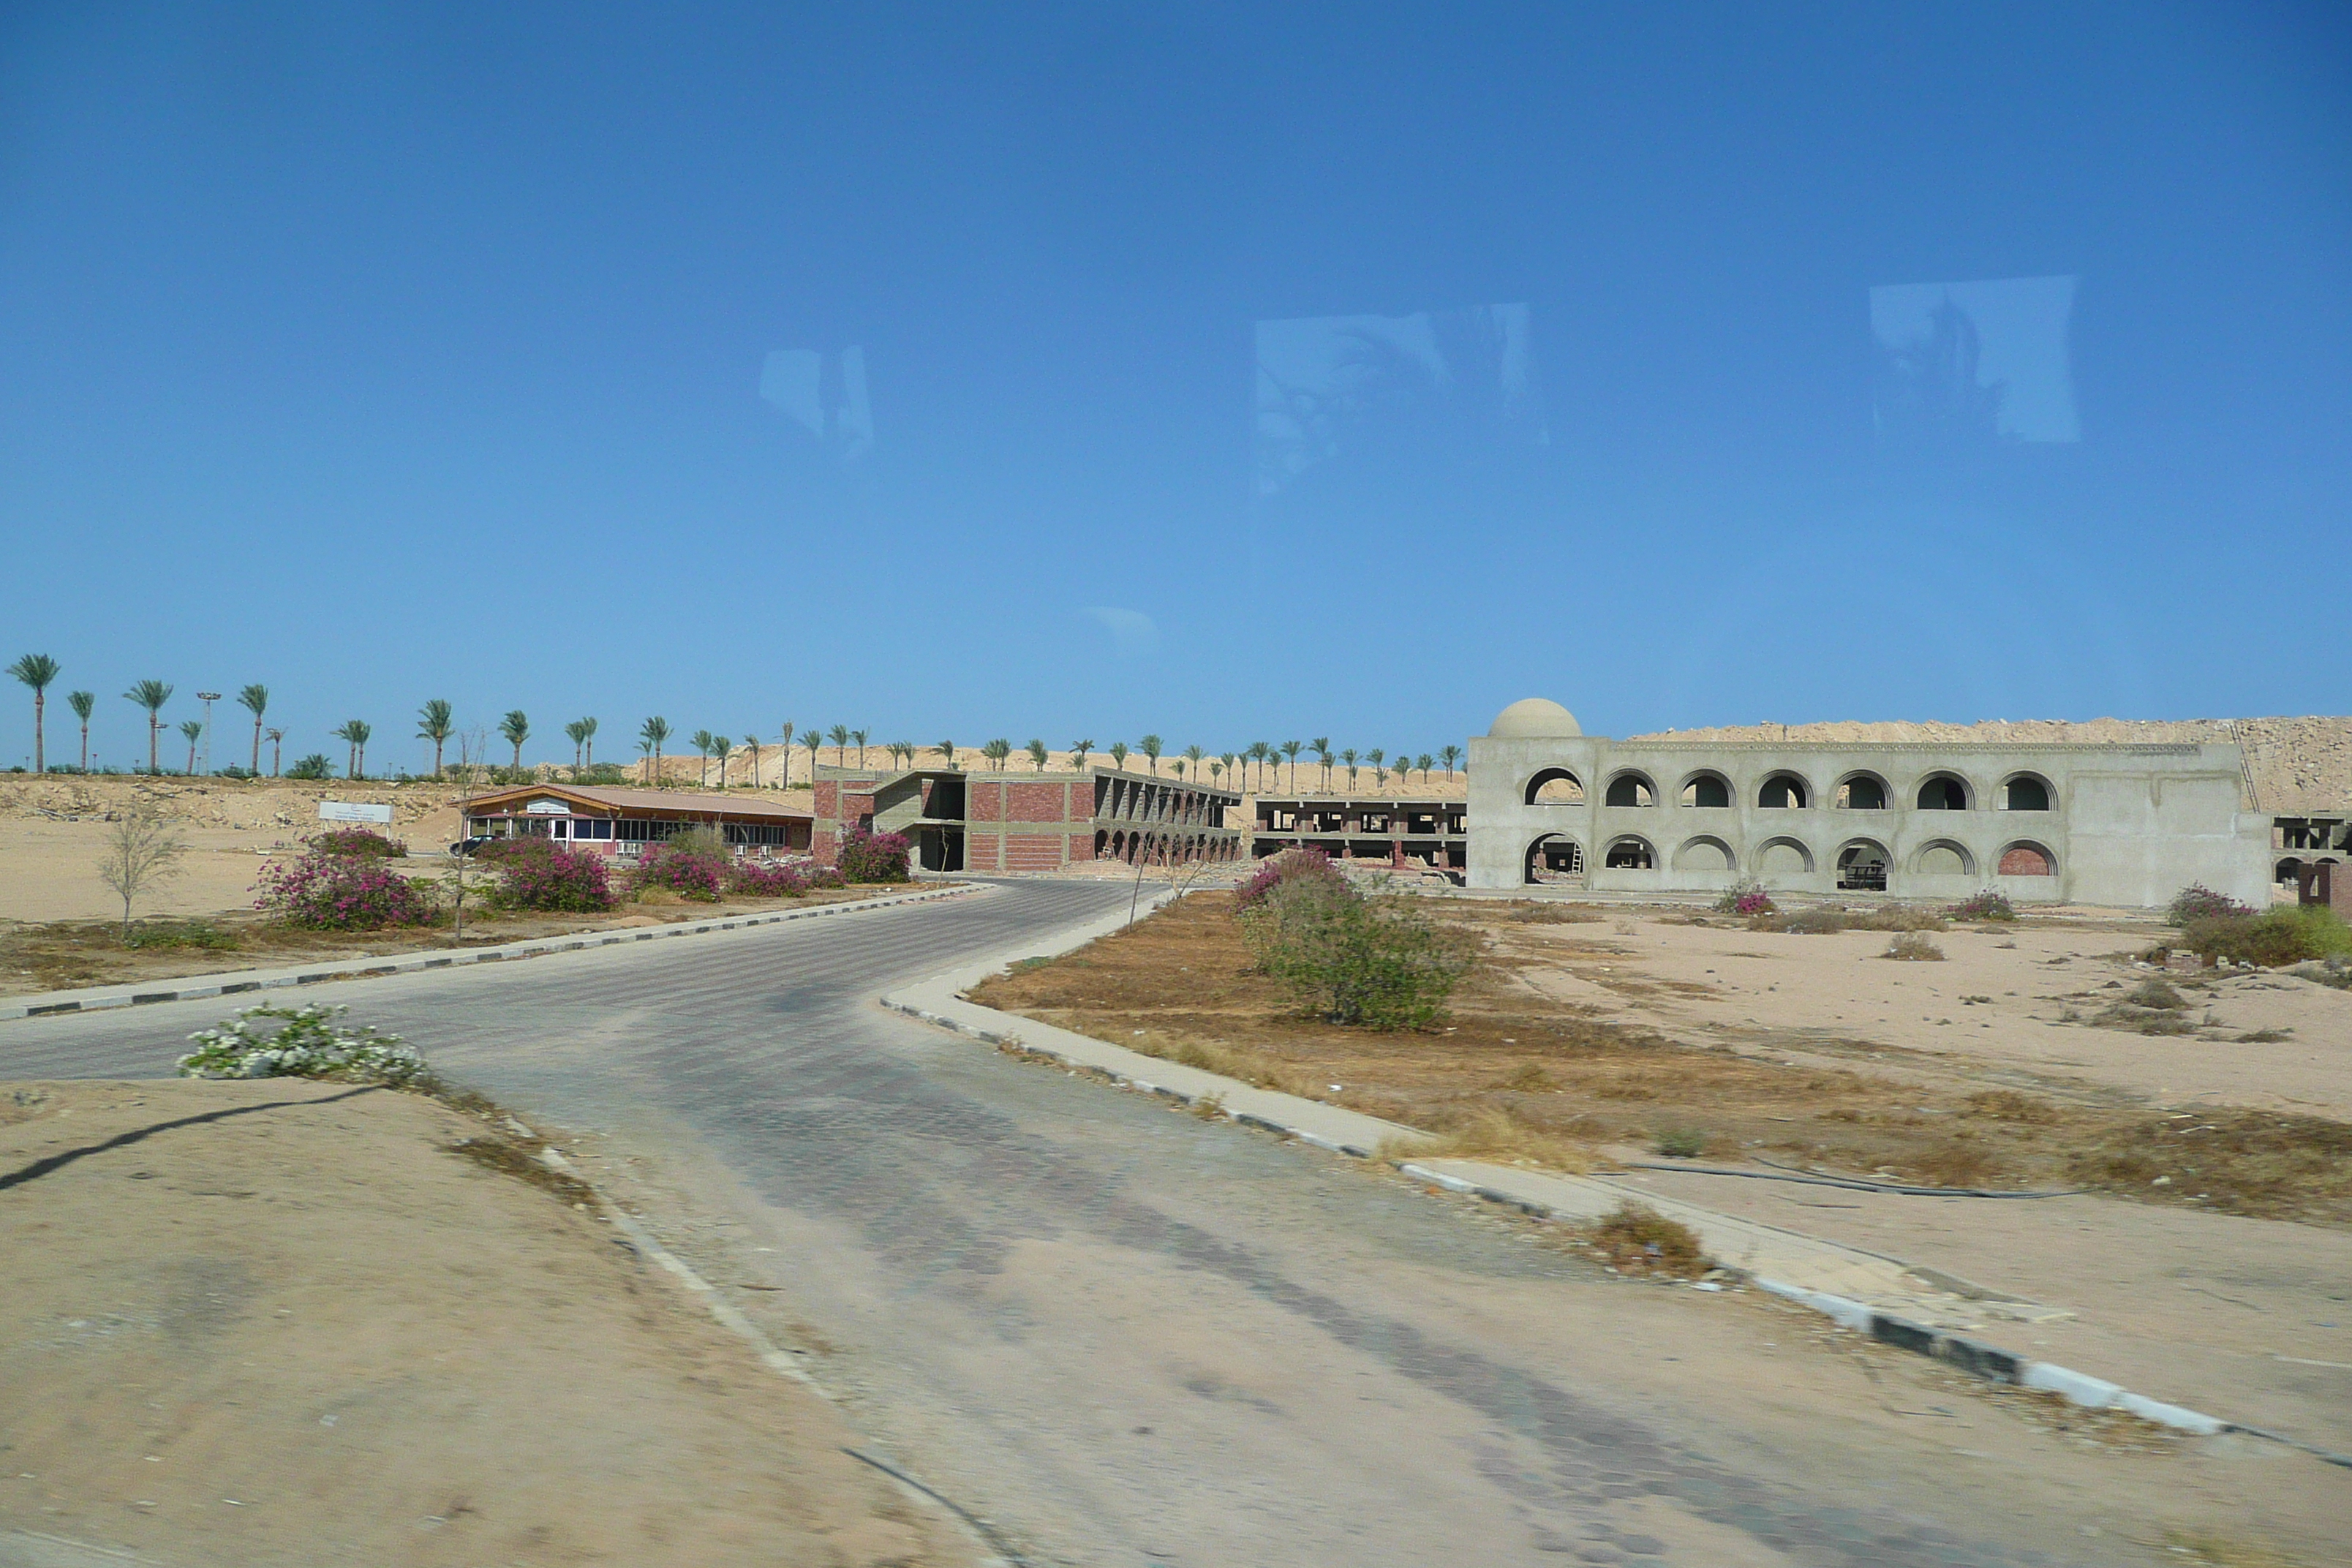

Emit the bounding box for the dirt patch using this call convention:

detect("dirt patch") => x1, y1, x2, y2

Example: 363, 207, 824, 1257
972, 893, 2352, 1225
0, 1077, 976, 1567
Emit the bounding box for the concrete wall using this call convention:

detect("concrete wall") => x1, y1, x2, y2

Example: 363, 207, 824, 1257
1465, 736, 2269, 908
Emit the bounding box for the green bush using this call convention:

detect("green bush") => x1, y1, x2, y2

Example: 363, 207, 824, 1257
2184, 905, 2352, 968
1239, 873, 1477, 1029
312, 827, 405, 858
284, 753, 333, 780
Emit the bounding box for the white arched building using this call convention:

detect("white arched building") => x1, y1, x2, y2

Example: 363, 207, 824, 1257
1466, 698, 2269, 908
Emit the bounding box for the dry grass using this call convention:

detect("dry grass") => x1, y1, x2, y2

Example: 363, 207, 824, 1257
1882, 931, 1945, 962
1384, 1105, 1597, 1173
970, 893, 2352, 1226
1587, 1203, 1707, 1276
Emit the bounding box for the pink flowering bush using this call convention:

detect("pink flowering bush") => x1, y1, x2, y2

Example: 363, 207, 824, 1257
1946, 889, 2016, 922
1236, 847, 1344, 912
1713, 881, 1774, 916
2167, 883, 2254, 927
837, 828, 911, 883
482, 837, 616, 912
257, 851, 437, 930
634, 839, 728, 901
312, 827, 406, 858
728, 860, 809, 898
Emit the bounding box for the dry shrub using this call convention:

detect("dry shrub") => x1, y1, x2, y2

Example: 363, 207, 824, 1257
1904, 1137, 2000, 1189
1395, 1105, 1595, 1174
2068, 1108, 2352, 1219
1499, 1063, 1558, 1092
1964, 1089, 2061, 1124
1509, 902, 1605, 924
1774, 907, 1847, 935
1850, 906, 1948, 932
1150, 1034, 1319, 1098
1883, 931, 1945, 962
1589, 1202, 1707, 1276
2127, 978, 2187, 1010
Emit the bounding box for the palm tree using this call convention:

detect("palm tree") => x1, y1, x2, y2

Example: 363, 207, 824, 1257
1071, 739, 1093, 771
1367, 747, 1386, 788
981, 738, 1011, 772
265, 728, 284, 777
499, 710, 530, 774
579, 716, 598, 769
333, 719, 372, 780
828, 724, 850, 765
742, 734, 762, 788
1139, 734, 1163, 775
1209, 759, 1224, 787
804, 729, 826, 779
712, 735, 734, 787
67, 690, 94, 771
179, 718, 204, 774
777, 723, 796, 788
1416, 753, 1433, 786
1254, 742, 1275, 790
1441, 743, 1461, 780
638, 716, 671, 785
1221, 752, 1237, 788
1183, 744, 1205, 781
565, 718, 592, 774
851, 728, 870, 768
124, 680, 172, 773
1171, 754, 1186, 780
895, 741, 917, 767
1282, 740, 1303, 791
1026, 738, 1049, 771
933, 738, 956, 770
1108, 741, 1128, 771
1241, 741, 1264, 791
1313, 738, 1333, 791
1341, 747, 1358, 791
234, 685, 269, 775
10, 655, 61, 773
689, 728, 716, 787
416, 698, 454, 778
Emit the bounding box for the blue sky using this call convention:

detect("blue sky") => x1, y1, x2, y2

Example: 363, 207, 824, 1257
3, 3, 2347, 774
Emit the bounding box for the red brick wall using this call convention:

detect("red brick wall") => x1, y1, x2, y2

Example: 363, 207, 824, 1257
1008, 782, 1066, 823
814, 780, 840, 819
965, 832, 1000, 870
1005, 834, 1064, 870
968, 781, 1003, 822
1068, 832, 1095, 862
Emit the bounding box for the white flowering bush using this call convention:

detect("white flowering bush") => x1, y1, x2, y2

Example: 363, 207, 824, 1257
177, 1003, 433, 1088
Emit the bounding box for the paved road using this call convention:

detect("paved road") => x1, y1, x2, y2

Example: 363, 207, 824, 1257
1, 882, 2179, 1567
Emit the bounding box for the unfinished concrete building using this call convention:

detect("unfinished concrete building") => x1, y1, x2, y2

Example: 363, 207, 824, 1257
813, 764, 1242, 873
1467, 698, 2271, 908
1251, 796, 1467, 873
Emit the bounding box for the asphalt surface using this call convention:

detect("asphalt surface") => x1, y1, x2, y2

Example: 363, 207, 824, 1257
1, 881, 2155, 1567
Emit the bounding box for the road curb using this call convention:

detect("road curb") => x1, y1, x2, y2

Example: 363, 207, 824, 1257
881, 906, 2349, 1470
0, 884, 977, 1021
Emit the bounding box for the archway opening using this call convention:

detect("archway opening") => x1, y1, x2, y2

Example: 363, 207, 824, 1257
1605, 772, 1656, 808
1605, 837, 1655, 870
1679, 773, 1730, 808
1835, 774, 1888, 810
1999, 843, 2054, 876
1917, 774, 1970, 810
1836, 842, 1889, 892
1758, 773, 1809, 809
2003, 775, 2052, 812
1525, 769, 1586, 805
1525, 833, 1585, 886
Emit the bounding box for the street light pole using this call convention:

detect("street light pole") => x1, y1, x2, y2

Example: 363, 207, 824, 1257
195, 692, 222, 776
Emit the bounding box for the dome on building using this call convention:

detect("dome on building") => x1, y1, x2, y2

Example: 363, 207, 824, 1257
1487, 697, 1583, 739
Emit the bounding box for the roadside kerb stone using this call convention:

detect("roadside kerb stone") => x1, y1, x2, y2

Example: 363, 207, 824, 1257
0, 884, 979, 1021
881, 900, 2323, 1460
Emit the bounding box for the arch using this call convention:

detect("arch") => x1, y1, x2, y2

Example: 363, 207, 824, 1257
1757, 772, 1810, 810
1833, 772, 1889, 810
1524, 767, 1586, 806
1678, 771, 1731, 809
2002, 773, 2053, 812
1604, 835, 1656, 870
1525, 832, 1586, 885
1672, 835, 1735, 872
1604, 770, 1656, 808
1836, 838, 1891, 892
1912, 839, 1975, 876
2277, 859, 2303, 884
1094, 829, 1108, 859
1998, 841, 2056, 876
1756, 837, 1813, 881
1915, 772, 1972, 811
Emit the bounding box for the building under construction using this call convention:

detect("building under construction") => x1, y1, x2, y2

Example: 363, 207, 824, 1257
813, 764, 1243, 873
1251, 796, 1467, 874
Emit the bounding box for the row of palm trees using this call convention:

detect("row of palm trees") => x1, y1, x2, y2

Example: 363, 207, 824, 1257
9, 657, 1469, 794
8, 655, 287, 776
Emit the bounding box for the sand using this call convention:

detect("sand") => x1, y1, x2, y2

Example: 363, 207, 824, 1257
0, 1078, 976, 1568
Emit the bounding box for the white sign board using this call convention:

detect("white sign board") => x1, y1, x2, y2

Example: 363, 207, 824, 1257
524, 798, 570, 815
318, 801, 394, 826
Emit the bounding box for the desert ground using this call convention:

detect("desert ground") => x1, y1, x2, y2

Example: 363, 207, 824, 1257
0, 1077, 977, 1568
